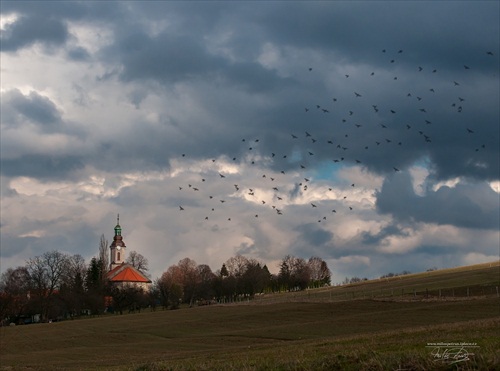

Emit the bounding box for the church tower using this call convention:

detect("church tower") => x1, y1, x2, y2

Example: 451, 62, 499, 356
109, 214, 126, 270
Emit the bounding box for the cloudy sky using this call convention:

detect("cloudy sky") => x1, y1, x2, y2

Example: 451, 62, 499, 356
1, 1, 499, 284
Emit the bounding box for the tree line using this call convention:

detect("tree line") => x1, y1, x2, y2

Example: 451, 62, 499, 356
155, 254, 330, 309
0, 236, 330, 324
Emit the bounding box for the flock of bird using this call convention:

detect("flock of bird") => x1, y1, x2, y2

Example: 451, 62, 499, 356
176, 49, 496, 226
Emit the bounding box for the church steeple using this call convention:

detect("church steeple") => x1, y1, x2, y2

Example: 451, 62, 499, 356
110, 214, 126, 270
114, 214, 122, 236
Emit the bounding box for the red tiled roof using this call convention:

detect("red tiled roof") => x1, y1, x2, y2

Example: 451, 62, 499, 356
107, 264, 151, 283
107, 264, 124, 277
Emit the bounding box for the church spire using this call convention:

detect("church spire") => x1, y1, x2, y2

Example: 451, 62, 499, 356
114, 214, 122, 236
110, 214, 126, 270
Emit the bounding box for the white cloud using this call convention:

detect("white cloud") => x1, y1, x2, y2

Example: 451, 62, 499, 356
462, 253, 499, 266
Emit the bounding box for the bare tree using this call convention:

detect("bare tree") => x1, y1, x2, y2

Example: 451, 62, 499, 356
278, 255, 311, 291
308, 256, 331, 287
177, 258, 200, 306
196, 264, 216, 301
59, 254, 87, 317
126, 251, 149, 274
26, 250, 69, 321
240, 259, 270, 297
98, 234, 109, 273
224, 255, 249, 277
0, 266, 31, 324
156, 266, 183, 309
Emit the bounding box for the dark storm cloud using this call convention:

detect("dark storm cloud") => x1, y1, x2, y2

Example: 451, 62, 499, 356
292, 224, 334, 256
361, 224, 410, 245
66, 46, 90, 62
0, 14, 69, 51
376, 172, 499, 230
103, 28, 293, 94
109, 31, 219, 84
1, 224, 101, 259
1, 155, 84, 180
2, 1, 497, 182
2, 89, 62, 129
1, 1, 123, 25
258, 2, 498, 70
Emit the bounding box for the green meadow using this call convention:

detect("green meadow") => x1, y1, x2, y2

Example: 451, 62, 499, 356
1, 262, 499, 371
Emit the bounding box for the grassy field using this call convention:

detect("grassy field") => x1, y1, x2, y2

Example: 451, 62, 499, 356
1, 261, 499, 370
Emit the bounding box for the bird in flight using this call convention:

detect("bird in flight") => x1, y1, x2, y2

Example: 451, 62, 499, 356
172, 45, 495, 227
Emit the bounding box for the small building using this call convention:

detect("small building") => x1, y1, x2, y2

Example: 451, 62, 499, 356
106, 215, 152, 291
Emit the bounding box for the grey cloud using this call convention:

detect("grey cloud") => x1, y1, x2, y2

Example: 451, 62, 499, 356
376, 172, 499, 230
2, 89, 62, 129
0, 15, 69, 52
105, 29, 292, 94
111, 31, 219, 84
292, 224, 334, 258
66, 46, 91, 61
1, 155, 84, 180
361, 224, 410, 245
4, 2, 496, 182
0, 225, 100, 260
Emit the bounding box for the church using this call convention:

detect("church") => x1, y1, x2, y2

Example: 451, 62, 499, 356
106, 216, 152, 291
